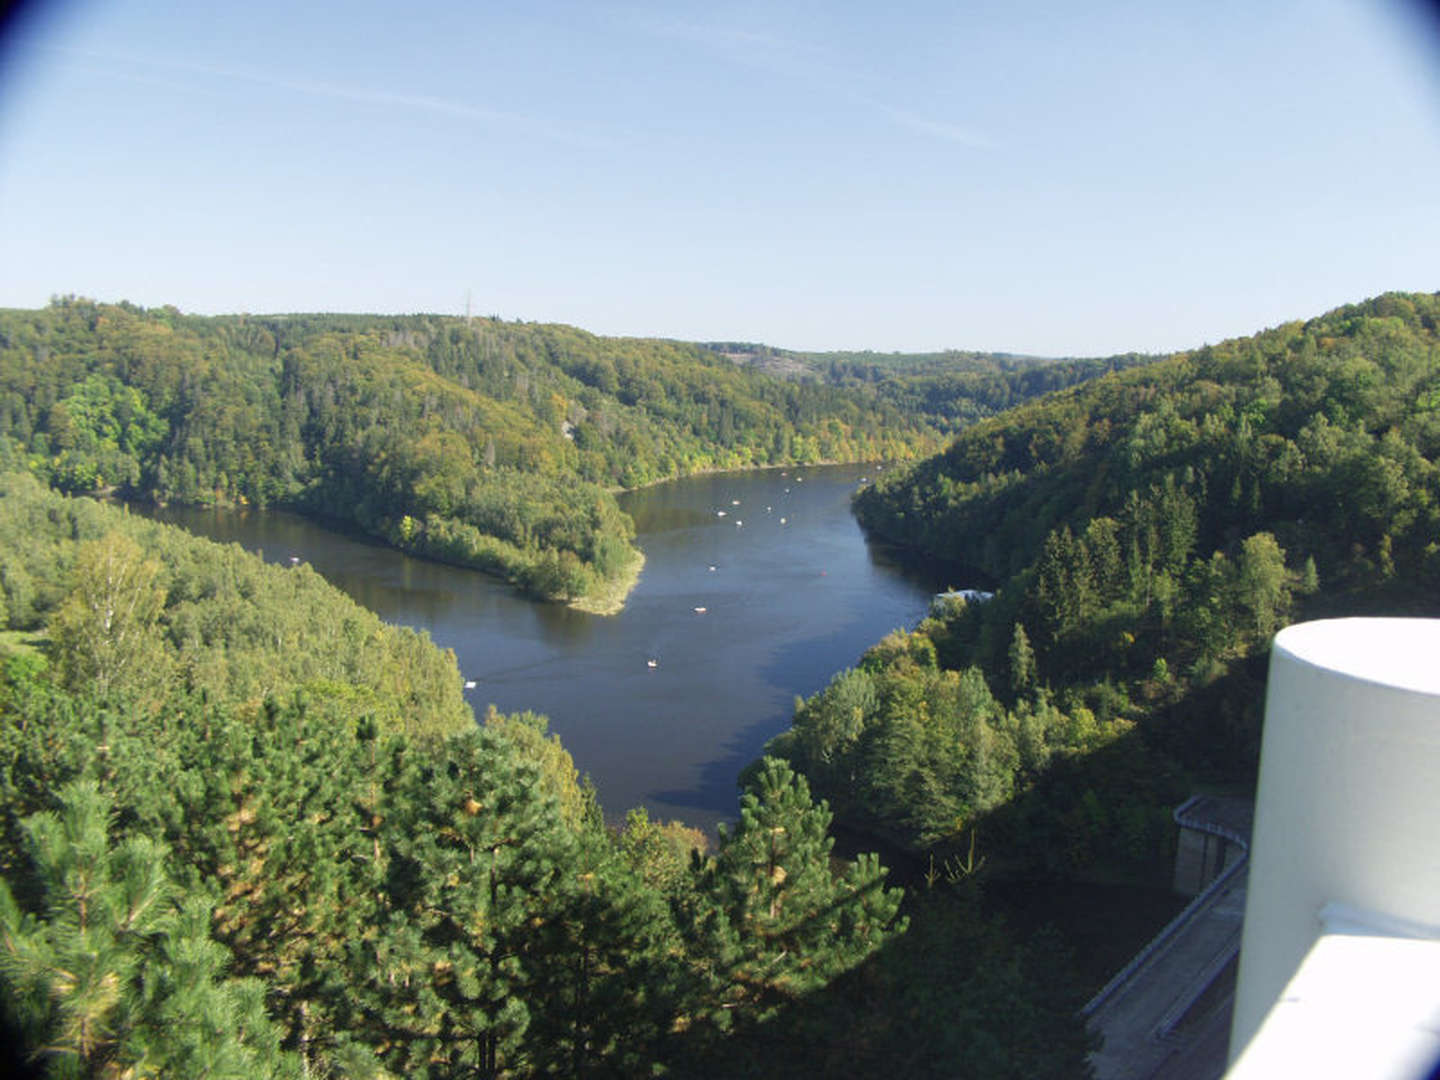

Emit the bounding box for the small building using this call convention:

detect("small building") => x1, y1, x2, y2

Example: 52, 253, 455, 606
929, 589, 994, 617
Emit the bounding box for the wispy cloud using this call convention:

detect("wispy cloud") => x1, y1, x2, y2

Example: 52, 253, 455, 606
640, 18, 827, 69
630, 14, 992, 150
255, 75, 524, 126
866, 102, 993, 149
42, 45, 611, 149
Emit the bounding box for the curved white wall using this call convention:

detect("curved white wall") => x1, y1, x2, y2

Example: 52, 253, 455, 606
1230, 618, 1440, 1060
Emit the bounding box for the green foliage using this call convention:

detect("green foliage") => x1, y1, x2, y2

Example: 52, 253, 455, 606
0, 781, 299, 1079
787, 652, 1025, 847
857, 291, 1440, 597
482, 706, 593, 833
1, 299, 1148, 607
0, 298, 965, 605
1008, 622, 1037, 698
346, 728, 569, 1077
0, 675, 919, 1077
685, 758, 906, 1028
777, 292, 1440, 881
618, 805, 709, 900
0, 473, 470, 738
48, 531, 170, 701
0, 481, 1093, 1077
0, 293, 1220, 1076
719, 339, 1156, 435
521, 826, 691, 1078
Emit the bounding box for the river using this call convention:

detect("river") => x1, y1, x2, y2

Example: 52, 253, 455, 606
147, 464, 948, 834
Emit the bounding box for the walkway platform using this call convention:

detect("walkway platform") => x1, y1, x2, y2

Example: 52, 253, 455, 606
1084, 796, 1254, 1080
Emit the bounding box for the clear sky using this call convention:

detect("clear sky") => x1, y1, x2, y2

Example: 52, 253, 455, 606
1, 0, 1437, 356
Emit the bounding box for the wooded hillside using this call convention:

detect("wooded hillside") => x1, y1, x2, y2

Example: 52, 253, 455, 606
0, 300, 943, 606
768, 292, 1440, 876
0, 298, 1151, 608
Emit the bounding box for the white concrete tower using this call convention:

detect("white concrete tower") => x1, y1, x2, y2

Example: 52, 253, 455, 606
1229, 618, 1440, 1076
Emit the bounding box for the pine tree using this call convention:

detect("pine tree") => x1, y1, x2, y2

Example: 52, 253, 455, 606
169, 696, 384, 1072
483, 706, 590, 832
523, 826, 690, 1078
688, 758, 905, 1029
0, 781, 299, 1078
347, 728, 570, 1078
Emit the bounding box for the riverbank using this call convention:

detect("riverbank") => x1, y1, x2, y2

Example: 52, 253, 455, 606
568, 549, 646, 616
604, 455, 913, 496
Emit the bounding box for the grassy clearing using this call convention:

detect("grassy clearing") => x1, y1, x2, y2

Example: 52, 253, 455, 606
0, 629, 47, 658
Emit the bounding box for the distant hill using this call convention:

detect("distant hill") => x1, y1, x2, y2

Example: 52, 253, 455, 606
0, 299, 1137, 608
703, 340, 1158, 431
0, 300, 941, 607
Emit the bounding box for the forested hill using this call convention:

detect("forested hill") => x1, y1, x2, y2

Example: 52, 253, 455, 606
0, 299, 961, 610
705, 340, 1156, 430
854, 291, 1440, 592
0, 470, 471, 739
764, 292, 1440, 874
0, 298, 1156, 609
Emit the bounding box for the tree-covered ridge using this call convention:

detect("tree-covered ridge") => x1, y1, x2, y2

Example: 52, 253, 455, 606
706, 340, 1157, 432
768, 292, 1440, 875
0, 298, 961, 606
855, 292, 1440, 588
0, 471, 470, 738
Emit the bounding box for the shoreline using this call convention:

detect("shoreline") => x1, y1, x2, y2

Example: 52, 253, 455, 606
568, 548, 646, 616
585, 458, 911, 612
605, 456, 905, 496
606, 460, 809, 496
129, 457, 903, 618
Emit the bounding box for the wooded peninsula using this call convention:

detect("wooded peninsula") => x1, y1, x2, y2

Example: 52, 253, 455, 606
0, 299, 1138, 611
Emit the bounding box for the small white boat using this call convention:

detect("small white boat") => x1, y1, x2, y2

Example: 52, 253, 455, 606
716, 510, 727, 517
735, 520, 742, 527
289, 555, 300, 564
694, 606, 707, 614
780, 517, 787, 525
707, 565, 717, 572
646, 659, 658, 669
463, 679, 477, 689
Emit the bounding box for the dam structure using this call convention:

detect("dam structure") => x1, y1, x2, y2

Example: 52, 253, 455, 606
1088, 618, 1440, 1080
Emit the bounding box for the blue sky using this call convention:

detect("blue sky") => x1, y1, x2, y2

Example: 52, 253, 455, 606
1, 0, 1437, 356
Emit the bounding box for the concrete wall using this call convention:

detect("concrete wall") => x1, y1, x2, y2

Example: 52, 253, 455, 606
1173, 827, 1234, 896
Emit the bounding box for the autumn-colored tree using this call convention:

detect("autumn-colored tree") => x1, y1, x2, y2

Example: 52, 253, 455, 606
48, 530, 171, 700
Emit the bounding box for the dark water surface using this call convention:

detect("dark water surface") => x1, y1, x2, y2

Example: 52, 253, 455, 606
148, 464, 948, 833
